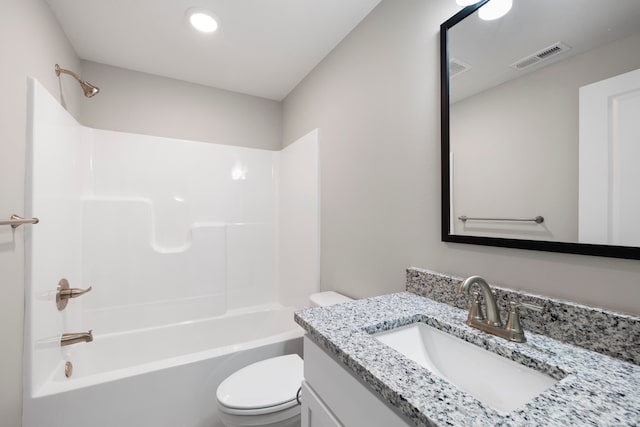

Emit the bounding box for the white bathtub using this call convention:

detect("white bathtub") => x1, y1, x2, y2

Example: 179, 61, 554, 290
23, 306, 304, 427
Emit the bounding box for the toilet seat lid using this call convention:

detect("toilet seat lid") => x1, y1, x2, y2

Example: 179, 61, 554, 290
217, 354, 303, 411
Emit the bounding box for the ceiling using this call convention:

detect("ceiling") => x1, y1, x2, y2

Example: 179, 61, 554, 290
45, 0, 382, 101
448, 0, 640, 102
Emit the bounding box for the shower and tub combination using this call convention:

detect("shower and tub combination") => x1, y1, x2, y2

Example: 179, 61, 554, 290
23, 76, 320, 427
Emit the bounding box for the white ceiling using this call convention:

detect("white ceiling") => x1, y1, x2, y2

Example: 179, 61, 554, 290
449, 0, 640, 102
45, 0, 382, 100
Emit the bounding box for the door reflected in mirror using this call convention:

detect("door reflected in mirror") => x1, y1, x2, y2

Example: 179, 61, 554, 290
441, 0, 640, 259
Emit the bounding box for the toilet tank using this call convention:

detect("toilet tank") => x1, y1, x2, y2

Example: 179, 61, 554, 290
309, 291, 353, 308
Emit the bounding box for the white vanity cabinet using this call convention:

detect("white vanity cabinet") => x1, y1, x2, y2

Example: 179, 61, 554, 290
300, 382, 342, 427
301, 336, 413, 427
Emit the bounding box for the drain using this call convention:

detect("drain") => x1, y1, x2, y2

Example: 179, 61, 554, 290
65, 361, 73, 378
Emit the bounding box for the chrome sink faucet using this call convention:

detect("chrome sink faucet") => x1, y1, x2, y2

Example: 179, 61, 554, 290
458, 276, 542, 343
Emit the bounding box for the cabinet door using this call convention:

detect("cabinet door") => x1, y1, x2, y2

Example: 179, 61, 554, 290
303, 337, 412, 427
301, 381, 343, 427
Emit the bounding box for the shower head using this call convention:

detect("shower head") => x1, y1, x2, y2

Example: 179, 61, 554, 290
79, 81, 100, 98
55, 64, 100, 98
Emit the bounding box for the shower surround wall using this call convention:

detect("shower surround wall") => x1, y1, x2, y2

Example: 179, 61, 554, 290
24, 78, 318, 422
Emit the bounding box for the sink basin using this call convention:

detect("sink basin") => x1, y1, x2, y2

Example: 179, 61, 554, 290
373, 322, 559, 414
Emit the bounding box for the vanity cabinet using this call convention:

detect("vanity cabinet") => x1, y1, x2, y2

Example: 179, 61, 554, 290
300, 382, 342, 427
301, 336, 412, 427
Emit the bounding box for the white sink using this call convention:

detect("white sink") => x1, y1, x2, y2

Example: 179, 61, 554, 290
373, 322, 560, 414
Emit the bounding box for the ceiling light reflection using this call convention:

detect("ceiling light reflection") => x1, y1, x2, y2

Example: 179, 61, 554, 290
478, 0, 513, 21
231, 165, 247, 181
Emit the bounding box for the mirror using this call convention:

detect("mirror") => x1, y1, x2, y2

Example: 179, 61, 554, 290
441, 0, 640, 259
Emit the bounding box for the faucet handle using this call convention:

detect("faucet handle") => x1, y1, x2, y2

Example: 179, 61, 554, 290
468, 291, 485, 323
510, 301, 543, 313
505, 300, 543, 342
56, 279, 92, 311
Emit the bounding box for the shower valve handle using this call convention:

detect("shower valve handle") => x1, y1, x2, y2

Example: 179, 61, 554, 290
56, 278, 92, 311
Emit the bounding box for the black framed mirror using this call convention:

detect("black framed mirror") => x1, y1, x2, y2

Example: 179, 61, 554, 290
441, 0, 640, 260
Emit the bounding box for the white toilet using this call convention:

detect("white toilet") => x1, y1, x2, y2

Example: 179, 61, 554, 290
216, 292, 352, 427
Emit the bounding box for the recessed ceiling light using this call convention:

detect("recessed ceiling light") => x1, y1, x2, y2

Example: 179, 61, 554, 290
187, 8, 218, 33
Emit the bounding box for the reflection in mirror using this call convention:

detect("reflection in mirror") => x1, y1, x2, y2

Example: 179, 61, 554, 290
441, 0, 640, 259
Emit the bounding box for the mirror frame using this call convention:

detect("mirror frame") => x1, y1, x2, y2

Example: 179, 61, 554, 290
440, 1, 640, 260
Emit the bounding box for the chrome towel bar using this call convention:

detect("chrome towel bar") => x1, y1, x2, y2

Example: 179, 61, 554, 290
459, 215, 544, 224
0, 214, 40, 229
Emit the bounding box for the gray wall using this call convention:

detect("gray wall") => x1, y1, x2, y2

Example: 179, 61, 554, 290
451, 31, 640, 242
0, 0, 82, 424
80, 61, 283, 150
282, 0, 640, 315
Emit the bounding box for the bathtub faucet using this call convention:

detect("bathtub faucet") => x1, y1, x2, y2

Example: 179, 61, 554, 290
60, 330, 93, 347
56, 278, 92, 311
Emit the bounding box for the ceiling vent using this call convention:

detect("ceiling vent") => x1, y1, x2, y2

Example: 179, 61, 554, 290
510, 42, 571, 71
449, 58, 472, 78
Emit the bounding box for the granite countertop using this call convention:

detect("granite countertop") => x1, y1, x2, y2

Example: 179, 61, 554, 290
295, 292, 640, 427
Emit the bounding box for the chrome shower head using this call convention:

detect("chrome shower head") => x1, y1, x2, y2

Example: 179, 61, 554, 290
55, 64, 100, 98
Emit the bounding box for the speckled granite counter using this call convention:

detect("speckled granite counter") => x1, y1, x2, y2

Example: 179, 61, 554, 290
407, 268, 640, 365
295, 292, 640, 426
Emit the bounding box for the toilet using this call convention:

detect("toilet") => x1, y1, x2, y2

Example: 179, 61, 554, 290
216, 291, 353, 427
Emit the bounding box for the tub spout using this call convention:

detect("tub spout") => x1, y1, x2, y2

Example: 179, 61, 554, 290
61, 330, 93, 347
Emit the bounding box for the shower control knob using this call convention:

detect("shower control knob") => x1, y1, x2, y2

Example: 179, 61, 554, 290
56, 278, 92, 311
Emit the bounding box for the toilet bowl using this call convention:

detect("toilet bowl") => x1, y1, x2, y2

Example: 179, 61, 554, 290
216, 292, 353, 427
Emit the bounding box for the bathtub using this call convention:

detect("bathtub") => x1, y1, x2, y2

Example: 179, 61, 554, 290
23, 305, 304, 427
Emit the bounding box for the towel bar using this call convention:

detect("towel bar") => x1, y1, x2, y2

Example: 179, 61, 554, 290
459, 215, 544, 224
0, 214, 40, 229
